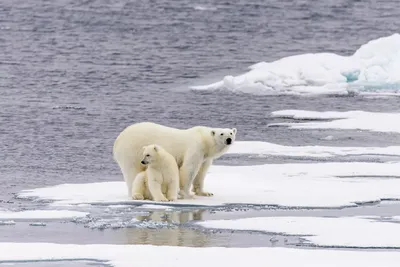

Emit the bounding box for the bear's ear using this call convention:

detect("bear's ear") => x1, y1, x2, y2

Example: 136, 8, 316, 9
232, 128, 237, 134
153, 145, 159, 152
211, 130, 216, 136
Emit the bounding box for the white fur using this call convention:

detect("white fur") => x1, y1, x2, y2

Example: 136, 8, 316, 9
131, 144, 179, 202
113, 122, 237, 198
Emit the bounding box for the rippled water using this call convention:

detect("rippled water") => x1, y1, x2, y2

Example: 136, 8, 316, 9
1, 0, 400, 251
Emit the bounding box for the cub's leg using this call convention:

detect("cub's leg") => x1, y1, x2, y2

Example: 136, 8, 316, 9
166, 176, 179, 201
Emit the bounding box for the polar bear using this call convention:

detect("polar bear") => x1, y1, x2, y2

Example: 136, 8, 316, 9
113, 122, 237, 199
131, 144, 179, 202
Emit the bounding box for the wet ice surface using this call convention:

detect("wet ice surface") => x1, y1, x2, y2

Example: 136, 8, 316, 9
4, 119, 400, 252
2, 196, 400, 249
5, 137, 400, 250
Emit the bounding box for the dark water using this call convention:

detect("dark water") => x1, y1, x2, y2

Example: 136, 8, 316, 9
1, 0, 400, 254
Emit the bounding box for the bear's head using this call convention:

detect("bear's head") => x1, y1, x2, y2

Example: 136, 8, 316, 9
210, 127, 237, 156
140, 144, 161, 166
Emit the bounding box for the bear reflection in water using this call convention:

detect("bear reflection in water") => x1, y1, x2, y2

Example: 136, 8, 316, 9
124, 209, 211, 247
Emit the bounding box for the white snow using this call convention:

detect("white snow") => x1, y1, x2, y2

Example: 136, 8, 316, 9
198, 216, 400, 248
191, 34, 400, 95
1, 243, 400, 267
228, 141, 400, 157
0, 210, 88, 219
270, 110, 400, 133
17, 162, 400, 208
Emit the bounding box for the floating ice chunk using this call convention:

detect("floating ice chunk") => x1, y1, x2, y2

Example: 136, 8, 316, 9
0, 220, 16, 225
270, 110, 400, 133
320, 135, 334, 141
29, 222, 46, 227
198, 216, 400, 248
17, 162, 400, 208
1, 242, 400, 267
0, 210, 89, 219
193, 5, 217, 11
228, 141, 400, 157
191, 34, 400, 95
138, 204, 175, 211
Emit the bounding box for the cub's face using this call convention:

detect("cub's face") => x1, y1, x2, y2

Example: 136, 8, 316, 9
211, 128, 237, 148
140, 145, 159, 165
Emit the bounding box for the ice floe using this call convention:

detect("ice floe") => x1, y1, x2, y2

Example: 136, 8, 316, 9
229, 141, 400, 157
0, 220, 15, 226
198, 216, 400, 248
0, 243, 400, 267
0, 210, 88, 219
270, 110, 400, 133
17, 162, 400, 208
191, 34, 400, 95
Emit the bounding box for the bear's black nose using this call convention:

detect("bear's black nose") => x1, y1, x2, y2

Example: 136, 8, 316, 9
226, 138, 232, 145
141, 160, 146, 165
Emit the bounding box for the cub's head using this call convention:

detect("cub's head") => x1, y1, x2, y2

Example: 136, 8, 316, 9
211, 127, 237, 151
140, 144, 161, 166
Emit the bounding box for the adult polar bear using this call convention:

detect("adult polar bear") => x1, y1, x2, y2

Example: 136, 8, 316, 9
113, 122, 237, 199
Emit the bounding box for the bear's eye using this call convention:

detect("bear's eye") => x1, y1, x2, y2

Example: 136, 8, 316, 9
230, 132, 232, 135
220, 133, 224, 136
146, 154, 150, 157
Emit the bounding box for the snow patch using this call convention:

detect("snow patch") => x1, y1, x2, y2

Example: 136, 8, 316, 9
198, 216, 400, 248
0, 243, 400, 267
270, 110, 400, 133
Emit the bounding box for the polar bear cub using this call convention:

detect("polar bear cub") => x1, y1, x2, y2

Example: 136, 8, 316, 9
131, 144, 179, 202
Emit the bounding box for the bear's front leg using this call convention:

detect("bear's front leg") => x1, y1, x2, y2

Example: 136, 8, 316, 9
147, 170, 168, 202
131, 171, 146, 200
192, 159, 213, 196
179, 153, 203, 199
166, 178, 179, 201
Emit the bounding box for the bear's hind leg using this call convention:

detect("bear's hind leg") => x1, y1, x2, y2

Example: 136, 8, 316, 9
121, 165, 141, 198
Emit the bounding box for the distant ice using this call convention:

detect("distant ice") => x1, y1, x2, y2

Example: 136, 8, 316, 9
1, 243, 400, 267
229, 141, 400, 157
0, 220, 15, 225
270, 110, 400, 133
198, 216, 400, 248
0, 210, 88, 219
191, 34, 400, 95
17, 162, 400, 208
193, 5, 217, 11
29, 222, 47, 227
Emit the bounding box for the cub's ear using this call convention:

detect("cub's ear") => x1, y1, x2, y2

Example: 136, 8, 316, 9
153, 145, 159, 152
211, 130, 216, 136
232, 128, 237, 134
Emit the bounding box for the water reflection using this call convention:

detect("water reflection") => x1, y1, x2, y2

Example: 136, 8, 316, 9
123, 209, 210, 246
134, 209, 204, 224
